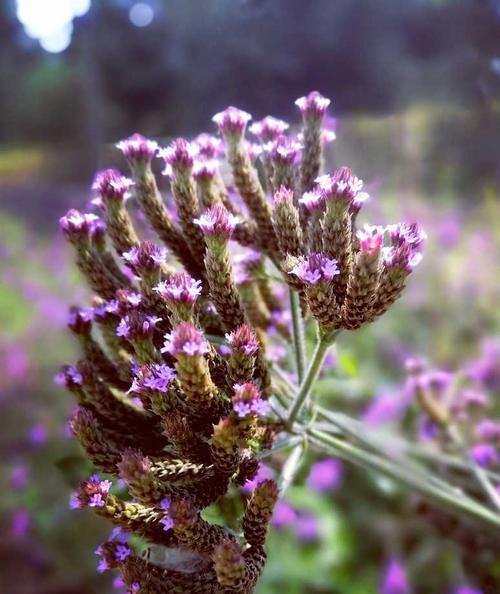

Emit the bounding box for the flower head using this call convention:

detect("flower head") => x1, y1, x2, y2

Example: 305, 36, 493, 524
192, 133, 225, 159
249, 116, 289, 142
212, 106, 252, 138
470, 444, 499, 468
316, 167, 364, 204
295, 91, 331, 120
55, 365, 83, 389
71, 475, 112, 509
232, 382, 270, 418
92, 169, 133, 202
267, 136, 302, 166
226, 324, 260, 356
289, 253, 339, 285
116, 133, 158, 163
129, 363, 176, 394
116, 312, 161, 340
194, 204, 240, 239
67, 306, 93, 334
357, 224, 385, 256
154, 272, 202, 306
59, 209, 99, 241
162, 322, 209, 357
159, 138, 197, 174
122, 241, 167, 275
299, 189, 325, 213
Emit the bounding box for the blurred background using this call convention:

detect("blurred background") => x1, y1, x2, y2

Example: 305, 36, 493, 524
1, 1, 499, 593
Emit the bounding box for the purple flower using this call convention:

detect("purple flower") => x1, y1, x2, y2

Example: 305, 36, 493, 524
122, 241, 167, 274
154, 272, 202, 306
299, 189, 325, 212
316, 167, 366, 205
92, 169, 133, 202
72, 475, 113, 509
357, 224, 385, 256
29, 423, 48, 447
193, 159, 219, 181
59, 209, 99, 240
225, 325, 260, 356
162, 322, 209, 357
116, 133, 158, 163
193, 133, 225, 159
295, 91, 331, 120
249, 116, 289, 142
272, 501, 297, 528
159, 138, 197, 173
193, 204, 240, 239
470, 444, 499, 468
116, 316, 131, 338
129, 363, 176, 394
232, 382, 270, 418
212, 106, 252, 137
11, 508, 30, 538
363, 393, 407, 426
475, 420, 500, 442
274, 185, 295, 206
289, 253, 339, 285
55, 365, 83, 388
307, 458, 343, 492
242, 464, 274, 494
159, 497, 174, 531
114, 544, 131, 561
454, 588, 484, 594
267, 136, 302, 166
387, 222, 427, 250
9, 465, 29, 491
380, 559, 410, 594
295, 513, 319, 543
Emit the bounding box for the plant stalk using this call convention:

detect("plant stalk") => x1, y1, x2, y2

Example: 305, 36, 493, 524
289, 289, 306, 384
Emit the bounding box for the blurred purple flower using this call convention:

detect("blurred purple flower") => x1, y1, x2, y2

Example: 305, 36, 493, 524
307, 458, 343, 492
29, 423, 48, 447
380, 559, 409, 594
295, 513, 319, 543
242, 464, 274, 494
11, 508, 30, 539
272, 501, 297, 528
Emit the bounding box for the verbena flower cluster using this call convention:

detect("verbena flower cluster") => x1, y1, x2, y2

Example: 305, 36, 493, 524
58, 91, 423, 594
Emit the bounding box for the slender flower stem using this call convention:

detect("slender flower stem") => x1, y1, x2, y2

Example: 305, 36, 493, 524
287, 326, 335, 427
278, 441, 305, 495
307, 428, 500, 530
289, 289, 306, 384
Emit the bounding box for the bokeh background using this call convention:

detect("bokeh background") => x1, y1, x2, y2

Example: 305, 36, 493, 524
1, 1, 500, 593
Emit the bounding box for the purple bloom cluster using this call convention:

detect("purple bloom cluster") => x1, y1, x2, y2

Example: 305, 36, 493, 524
357, 224, 385, 256
267, 136, 302, 166
295, 91, 331, 120
315, 167, 367, 205
192, 159, 219, 182
290, 252, 339, 285
122, 241, 167, 274
92, 169, 134, 202
380, 559, 410, 594
194, 204, 240, 239
307, 458, 343, 492
159, 497, 174, 531
225, 324, 260, 356
162, 322, 209, 357
192, 133, 225, 159
116, 313, 161, 339
129, 363, 176, 394
160, 138, 197, 175
59, 209, 100, 241
383, 223, 426, 272
116, 133, 159, 163
249, 116, 289, 142
154, 272, 202, 306
232, 382, 270, 418
212, 106, 252, 137
299, 188, 325, 212
70, 474, 112, 509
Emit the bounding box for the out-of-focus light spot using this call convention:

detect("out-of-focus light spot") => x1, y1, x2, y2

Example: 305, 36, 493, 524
129, 3, 154, 27
39, 23, 73, 54
490, 58, 500, 77
15, 0, 91, 53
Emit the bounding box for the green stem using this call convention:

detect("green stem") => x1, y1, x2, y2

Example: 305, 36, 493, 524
278, 441, 305, 494
307, 428, 500, 530
287, 327, 334, 427
289, 289, 306, 384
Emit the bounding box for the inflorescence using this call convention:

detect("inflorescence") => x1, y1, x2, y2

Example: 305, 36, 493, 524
58, 91, 423, 594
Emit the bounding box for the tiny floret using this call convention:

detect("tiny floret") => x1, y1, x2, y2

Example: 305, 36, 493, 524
159, 138, 197, 173
129, 363, 176, 394
357, 224, 385, 256
226, 324, 260, 356
154, 272, 202, 305
232, 382, 270, 418
249, 116, 289, 142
